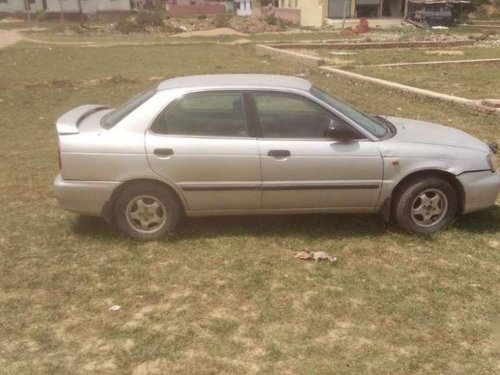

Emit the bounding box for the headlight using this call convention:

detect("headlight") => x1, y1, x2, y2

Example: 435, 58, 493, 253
487, 153, 498, 172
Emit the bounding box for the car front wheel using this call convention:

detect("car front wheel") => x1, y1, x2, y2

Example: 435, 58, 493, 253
114, 183, 181, 240
394, 177, 458, 234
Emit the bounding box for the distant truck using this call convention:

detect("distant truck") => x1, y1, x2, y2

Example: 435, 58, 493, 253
407, 0, 471, 27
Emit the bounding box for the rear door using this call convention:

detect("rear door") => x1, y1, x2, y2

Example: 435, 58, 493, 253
252, 91, 383, 211
145, 91, 261, 212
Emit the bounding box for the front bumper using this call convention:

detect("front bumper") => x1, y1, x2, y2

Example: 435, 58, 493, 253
458, 171, 500, 214
53, 174, 120, 217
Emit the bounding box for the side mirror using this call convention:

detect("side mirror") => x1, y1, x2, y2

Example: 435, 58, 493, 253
325, 124, 356, 142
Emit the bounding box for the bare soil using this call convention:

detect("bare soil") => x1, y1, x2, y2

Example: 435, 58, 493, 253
0, 29, 23, 49
171, 27, 248, 38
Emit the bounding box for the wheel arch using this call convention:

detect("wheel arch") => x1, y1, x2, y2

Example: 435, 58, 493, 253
382, 169, 465, 222
102, 178, 186, 224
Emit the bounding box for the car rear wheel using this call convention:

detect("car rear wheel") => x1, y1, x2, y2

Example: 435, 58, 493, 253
114, 183, 180, 240
394, 177, 458, 234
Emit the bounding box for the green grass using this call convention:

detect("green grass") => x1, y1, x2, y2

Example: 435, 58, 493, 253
316, 46, 500, 66
0, 41, 499, 374
352, 63, 500, 99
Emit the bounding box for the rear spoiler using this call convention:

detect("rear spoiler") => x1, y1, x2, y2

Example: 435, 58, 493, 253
56, 104, 109, 135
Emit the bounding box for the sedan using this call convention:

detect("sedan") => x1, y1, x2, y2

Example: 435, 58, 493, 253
54, 74, 500, 239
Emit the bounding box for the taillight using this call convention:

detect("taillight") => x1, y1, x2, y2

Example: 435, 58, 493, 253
57, 139, 62, 170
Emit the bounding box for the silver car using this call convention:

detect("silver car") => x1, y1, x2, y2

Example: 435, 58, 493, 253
54, 74, 500, 239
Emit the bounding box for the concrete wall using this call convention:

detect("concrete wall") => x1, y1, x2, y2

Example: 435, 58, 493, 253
0, 0, 44, 13
298, 0, 323, 27
97, 0, 131, 12
277, 0, 324, 27
45, 0, 130, 14
273, 8, 300, 24
168, 4, 227, 15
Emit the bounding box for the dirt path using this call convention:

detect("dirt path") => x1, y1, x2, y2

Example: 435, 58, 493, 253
0, 29, 23, 49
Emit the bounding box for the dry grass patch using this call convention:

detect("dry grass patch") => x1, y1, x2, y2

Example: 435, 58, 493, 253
0, 41, 499, 374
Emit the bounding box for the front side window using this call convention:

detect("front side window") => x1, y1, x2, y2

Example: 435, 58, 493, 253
254, 92, 357, 139
311, 87, 389, 138
152, 92, 248, 137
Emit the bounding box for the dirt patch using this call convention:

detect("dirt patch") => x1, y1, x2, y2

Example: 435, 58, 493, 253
425, 50, 465, 56
0, 30, 23, 49
171, 27, 248, 38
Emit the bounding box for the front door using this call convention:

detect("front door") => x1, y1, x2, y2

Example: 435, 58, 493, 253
252, 92, 383, 211
145, 91, 261, 212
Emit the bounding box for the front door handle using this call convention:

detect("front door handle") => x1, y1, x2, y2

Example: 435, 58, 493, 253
154, 148, 174, 157
268, 150, 291, 158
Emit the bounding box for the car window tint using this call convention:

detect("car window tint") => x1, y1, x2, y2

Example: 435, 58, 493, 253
254, 93, 351, 139
152, 92, 249, 137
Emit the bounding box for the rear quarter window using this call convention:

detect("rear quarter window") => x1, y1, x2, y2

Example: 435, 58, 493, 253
101, 88, 156, 129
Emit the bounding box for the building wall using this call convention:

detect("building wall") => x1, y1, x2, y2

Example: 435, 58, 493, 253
298, 0, 323, 27
273, 8, 300, 24
0, 0, 44, 13
277, 0, 324, 27
236, 0, 252, 16
168, 4, 227, 15
97, 0, 130, 12
45, 0, 130, 14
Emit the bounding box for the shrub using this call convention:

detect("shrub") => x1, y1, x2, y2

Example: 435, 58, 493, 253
197, 14, 208, 20
263, 13, 278, 26
135, 10, 165, 27
34, 10, 49, 22
115, 18, 145, 33
214, 14, 231, 28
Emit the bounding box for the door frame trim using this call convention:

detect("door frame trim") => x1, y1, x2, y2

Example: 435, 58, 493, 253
179, 182, 380, 191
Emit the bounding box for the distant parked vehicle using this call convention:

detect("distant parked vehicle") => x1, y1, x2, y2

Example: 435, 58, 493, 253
54, 74, 500, 239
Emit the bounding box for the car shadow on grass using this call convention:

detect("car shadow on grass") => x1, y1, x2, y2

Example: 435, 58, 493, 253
453, 206, 500, 234
71, 205, 499, 241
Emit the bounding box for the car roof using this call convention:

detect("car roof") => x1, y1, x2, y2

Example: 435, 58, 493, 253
157, 74, 313, 92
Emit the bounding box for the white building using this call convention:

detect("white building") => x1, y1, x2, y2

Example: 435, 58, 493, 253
45, 0, 131, 13
235, 0, 252, 16
0, 0, 44, 13
0, 0, 131, 14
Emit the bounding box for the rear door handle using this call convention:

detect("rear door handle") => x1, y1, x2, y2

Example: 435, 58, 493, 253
268, 150, 291, 158
154, 148, 174, 157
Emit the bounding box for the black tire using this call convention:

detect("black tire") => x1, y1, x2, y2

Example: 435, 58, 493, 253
114, 183, 181, 240
393, 177, 458, 234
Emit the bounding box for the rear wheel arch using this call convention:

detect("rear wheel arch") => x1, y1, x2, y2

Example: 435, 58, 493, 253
102, 178, 186, 224
390, 169, 465, 219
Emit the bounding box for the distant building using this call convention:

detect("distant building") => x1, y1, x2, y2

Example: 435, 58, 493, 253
0, 0, 44, 13
276, 0, 409, 27
235, 0, 253, 16
45, 0, 131, 13
0, 0, 131, 14
165, 0, 227, 15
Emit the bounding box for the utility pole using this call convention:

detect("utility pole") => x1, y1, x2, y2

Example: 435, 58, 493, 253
59, 0, 65, 25
76, 0, 85, 28
24, 0, 32, 30
342, 0, 349, 29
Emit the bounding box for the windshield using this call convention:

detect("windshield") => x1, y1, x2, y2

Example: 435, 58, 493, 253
310, 87, 389, 138
101, 88, 156, 129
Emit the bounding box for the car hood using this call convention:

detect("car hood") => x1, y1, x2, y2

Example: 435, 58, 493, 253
385, 117, 490, 153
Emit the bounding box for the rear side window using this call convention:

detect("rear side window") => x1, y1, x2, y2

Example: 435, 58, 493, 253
151, 92, 248, 137
101, 88, 156, 129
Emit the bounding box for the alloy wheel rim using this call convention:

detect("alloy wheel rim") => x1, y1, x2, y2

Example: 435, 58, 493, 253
126, 195, 167, 234
410, 188, 448, 228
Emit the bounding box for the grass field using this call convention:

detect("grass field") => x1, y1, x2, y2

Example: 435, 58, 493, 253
0, 40, 499, 374
314, 46, 500, 66
352, 63, 500, 99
